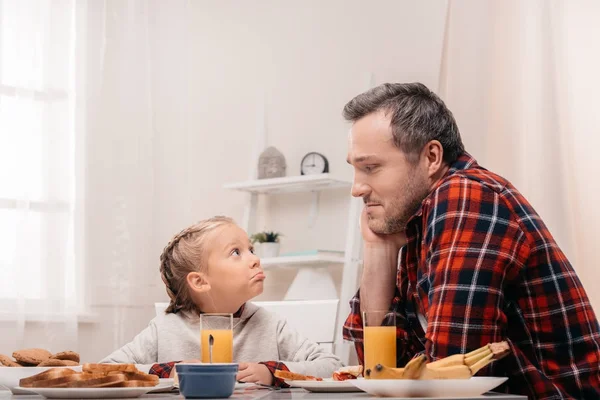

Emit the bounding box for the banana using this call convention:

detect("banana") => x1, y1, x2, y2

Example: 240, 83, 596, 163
425, 353, 465, 369
468, 352, 494, 375
365, 364, 404, 379
364, 341, 510, 380
428, 341, 510, 370
419, 364, 472, 380
402, 354, 427, 379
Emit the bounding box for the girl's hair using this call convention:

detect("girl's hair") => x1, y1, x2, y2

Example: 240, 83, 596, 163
159, 216, 235, 315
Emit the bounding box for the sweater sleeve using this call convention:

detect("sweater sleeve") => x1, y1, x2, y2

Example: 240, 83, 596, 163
99, 321, 158, 364
275, 318, 344, 377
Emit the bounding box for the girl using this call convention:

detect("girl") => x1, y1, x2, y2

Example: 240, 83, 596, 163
101, 216, 343, 386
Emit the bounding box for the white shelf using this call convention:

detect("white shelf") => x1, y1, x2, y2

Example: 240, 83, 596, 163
261, 253, 346, 268
223, 174, 351, 194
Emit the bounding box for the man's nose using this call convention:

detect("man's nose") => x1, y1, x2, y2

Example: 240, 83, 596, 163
351, 178, 370, 198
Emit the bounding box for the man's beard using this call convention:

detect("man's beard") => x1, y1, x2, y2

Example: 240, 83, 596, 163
382, 186, 428, 233
368, 171, 430, 235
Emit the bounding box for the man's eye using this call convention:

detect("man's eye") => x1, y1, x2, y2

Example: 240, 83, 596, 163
365, 165, 377, 172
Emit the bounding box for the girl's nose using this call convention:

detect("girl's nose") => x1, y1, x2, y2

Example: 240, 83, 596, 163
249, 252, 260, 269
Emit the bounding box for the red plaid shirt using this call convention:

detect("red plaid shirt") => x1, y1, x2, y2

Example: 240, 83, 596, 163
343, 153, 600, 399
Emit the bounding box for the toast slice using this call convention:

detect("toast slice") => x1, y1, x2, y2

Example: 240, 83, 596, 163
107, 370, 159, 384
30, 373, 105, 388
106, 380, 157, 388
82, 363, 137, 374
274, 370, 323, 381
20, 368, 78, 387
65, 374, 126, 388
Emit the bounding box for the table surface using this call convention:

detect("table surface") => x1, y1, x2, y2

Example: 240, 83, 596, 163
0, 387, 528, 400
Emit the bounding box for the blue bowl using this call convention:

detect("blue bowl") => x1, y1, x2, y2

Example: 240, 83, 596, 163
176, 363, 239, 399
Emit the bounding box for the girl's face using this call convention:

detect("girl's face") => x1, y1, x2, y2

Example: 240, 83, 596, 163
201, 224, 265, 311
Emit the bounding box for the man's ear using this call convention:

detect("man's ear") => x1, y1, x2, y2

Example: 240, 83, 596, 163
421, 140, 445, 178
187, 272, 211, 293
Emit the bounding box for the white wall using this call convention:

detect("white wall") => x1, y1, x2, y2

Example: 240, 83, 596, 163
0, 0, 448, 362
82, 0, 448, 362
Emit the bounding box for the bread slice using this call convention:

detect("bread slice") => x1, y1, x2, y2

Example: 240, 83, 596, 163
20, 368, 77, 387
105, 380, 157, 388
107, 370, 159, 384
273, 370, 323, 381
30, 373, 104, 388
65, 374, 126, 388
82, 363, 137, 374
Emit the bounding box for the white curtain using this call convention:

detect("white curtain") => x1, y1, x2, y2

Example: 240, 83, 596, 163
82, 0, 160, 355
0, 0, 82, 351
0, 0, 160, 359
439, 0, 600, 311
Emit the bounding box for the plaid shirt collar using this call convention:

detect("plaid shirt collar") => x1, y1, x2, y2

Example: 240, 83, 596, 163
409, 152, 477, 221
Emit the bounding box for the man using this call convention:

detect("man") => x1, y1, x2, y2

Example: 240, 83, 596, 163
342, 82, 600, 398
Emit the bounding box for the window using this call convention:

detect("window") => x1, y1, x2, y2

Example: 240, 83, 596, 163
0, 0, 77, 307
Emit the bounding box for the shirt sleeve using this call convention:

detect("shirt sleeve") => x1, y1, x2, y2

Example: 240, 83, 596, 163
99, 320, 159, 364
259, 361, 290, 388
275, 318, 344, 378
149, 361, 177, 378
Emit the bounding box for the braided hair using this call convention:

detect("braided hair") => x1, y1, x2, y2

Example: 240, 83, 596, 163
159, 216, 234, 315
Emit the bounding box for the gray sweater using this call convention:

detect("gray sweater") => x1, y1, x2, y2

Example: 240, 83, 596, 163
100, 302, 343, 377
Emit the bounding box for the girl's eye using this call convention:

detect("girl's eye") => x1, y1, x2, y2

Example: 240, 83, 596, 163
231, 249, 240, 256
250, 247, 255, 254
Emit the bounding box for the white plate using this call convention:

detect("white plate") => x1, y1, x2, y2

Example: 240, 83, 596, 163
351, 377, 508, 398
148, 378, 176, 393
286, 378, 364, 393
14, 381, 172, 399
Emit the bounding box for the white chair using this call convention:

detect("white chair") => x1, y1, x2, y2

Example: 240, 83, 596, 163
253, 299, 339, 351
154, 299, 339, 351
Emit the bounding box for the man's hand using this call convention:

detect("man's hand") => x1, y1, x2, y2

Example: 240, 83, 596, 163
170, 359, 201, 378
359, 207, 406, 314
236, 363, 274, 385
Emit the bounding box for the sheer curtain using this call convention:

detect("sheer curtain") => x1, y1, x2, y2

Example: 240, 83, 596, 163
0, 0, 165, 358
439, 0, 600, 310
0, 0, 81, 350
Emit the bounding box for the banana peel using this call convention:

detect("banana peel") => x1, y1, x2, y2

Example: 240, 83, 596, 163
365, 341, 510, 380
365, 365, 404, 379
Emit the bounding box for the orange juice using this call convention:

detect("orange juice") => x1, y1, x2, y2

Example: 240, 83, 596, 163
364, 325, 396, 371
201, 329, 233, 363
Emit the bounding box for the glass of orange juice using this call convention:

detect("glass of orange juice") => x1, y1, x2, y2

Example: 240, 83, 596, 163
200, 313, 233, 363
363, 310, 396, 372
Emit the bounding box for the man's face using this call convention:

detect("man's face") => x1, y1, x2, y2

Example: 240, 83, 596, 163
347, 110, 430, 234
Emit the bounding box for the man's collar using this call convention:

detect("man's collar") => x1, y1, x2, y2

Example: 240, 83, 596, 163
408, 152, 477, 220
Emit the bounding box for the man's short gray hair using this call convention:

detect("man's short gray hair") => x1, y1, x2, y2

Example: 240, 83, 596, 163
343, 82, 464, 164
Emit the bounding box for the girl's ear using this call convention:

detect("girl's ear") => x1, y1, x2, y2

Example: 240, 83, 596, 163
187, 271, 211, 293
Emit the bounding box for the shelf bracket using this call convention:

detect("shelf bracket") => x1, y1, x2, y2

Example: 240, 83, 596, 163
308, 191, 320, 228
